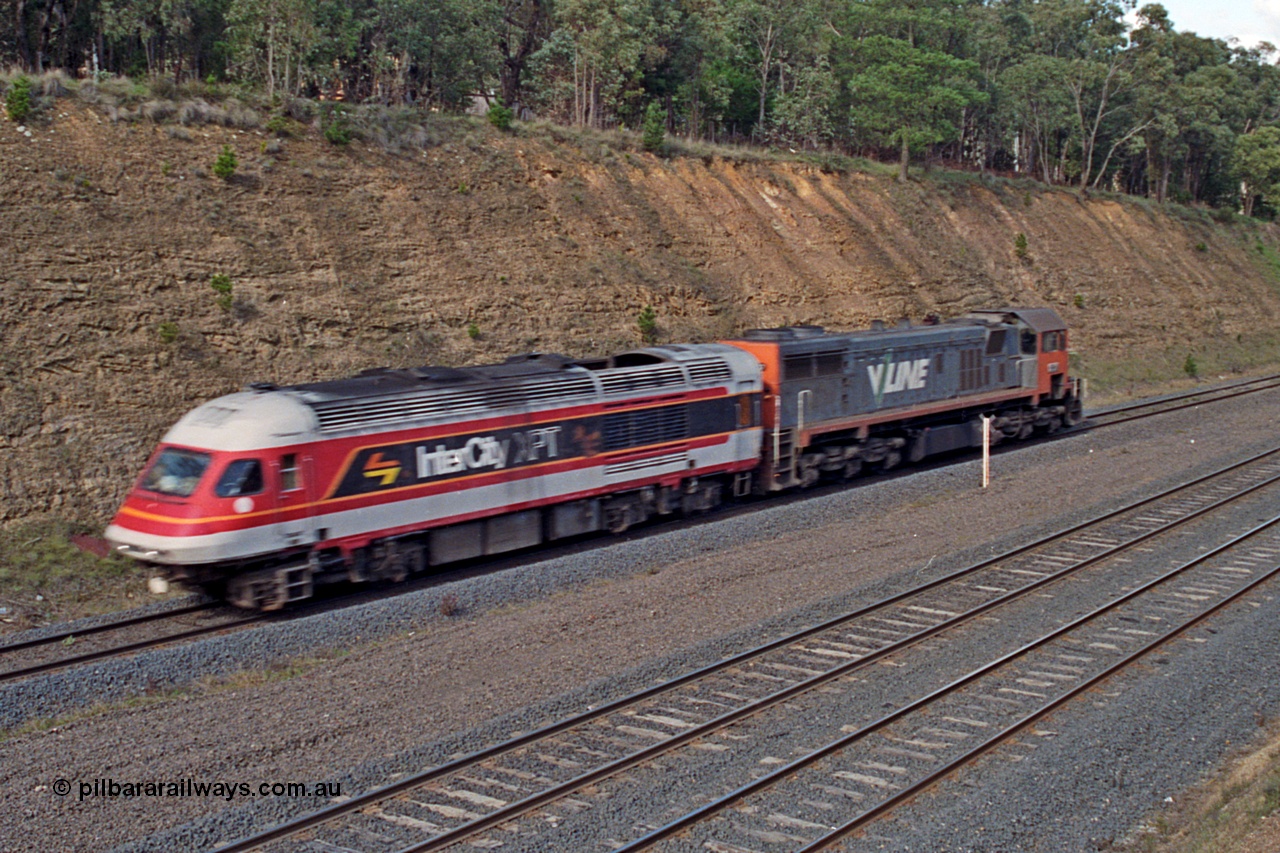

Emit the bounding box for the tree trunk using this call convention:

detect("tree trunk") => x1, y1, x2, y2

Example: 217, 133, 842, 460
35, 0, 58, 72
755, 23, 774, 135
15, 0, 32, 69
267, 21, 276, 98
898, 133, 910, 182
499, 0, 546, 110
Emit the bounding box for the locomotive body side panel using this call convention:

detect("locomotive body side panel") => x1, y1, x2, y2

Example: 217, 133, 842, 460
105, 311, 1073, 608
724, 321, 1027, 438
106, 344, 763, 587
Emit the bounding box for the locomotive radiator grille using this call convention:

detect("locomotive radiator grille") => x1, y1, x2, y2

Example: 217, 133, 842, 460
682, 357, 733, 384
310, 375, 599, 433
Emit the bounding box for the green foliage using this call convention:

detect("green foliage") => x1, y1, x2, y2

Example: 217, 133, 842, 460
1195, 242, 1207, 252
467, 321, 480, 339
487, 101, 514, 131
1234, 127, 1280, 217
637, 305, 658, 343
157, 321, 180, 343
210, 273, 233, 310
642, 101, 666, 152
5, 74, 32, 122
4, 0, 1280, 211
321, 105, 352, 146
265, 114, 290, 136
1183, 353, 1199, 378
1073, 293, 1085, 309
1014, 232, 1028, 258
846, 33, 987, 180
212, 145, 238, 180
0, 519, 137, 620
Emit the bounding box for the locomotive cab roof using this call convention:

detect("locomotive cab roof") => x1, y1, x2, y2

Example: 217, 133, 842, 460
162, 343, 763, 443
963, 307, 1066, 333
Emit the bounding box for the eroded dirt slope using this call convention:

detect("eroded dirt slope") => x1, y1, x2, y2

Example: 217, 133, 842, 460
3, 101, 1280, 522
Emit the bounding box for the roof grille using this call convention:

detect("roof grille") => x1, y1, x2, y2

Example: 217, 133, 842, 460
599, 365, 686, 396
683, 357, 732, 385
310, 375, 598, 433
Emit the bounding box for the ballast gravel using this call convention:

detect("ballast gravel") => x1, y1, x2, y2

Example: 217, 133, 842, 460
1, 385, 1279, 852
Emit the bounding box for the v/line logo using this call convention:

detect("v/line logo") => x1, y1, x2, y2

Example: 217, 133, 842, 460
867, 356, 930, 405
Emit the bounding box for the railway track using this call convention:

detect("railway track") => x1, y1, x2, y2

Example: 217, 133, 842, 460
1083, 372, 1280, 430
216, 444, 1280, 853
3, 376, 1275, 693
623, 505, 1280, 852
0, 603, 263, 684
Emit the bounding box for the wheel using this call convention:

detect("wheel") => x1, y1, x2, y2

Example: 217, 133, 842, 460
1063, 394, 1084, 427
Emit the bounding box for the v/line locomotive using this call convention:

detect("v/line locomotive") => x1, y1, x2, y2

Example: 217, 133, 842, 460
106, 307, 1083, 610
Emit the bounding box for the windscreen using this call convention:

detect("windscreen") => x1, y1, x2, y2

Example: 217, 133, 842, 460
140, 448, 212, 497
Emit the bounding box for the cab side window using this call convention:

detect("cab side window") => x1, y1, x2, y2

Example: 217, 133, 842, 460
280, 453, 301, 491
215, 459, 263, 497
1020, 330, 1038, 355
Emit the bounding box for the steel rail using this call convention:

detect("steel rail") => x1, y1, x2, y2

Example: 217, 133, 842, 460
216, 445, 1280, 853
389, 448, 1280, 853
0, 613, 268, 684
1084, 375, 1280, 430
618, 512, 1280, 852
10, 367, 1268, 691
0, 601, 216, 655
1092, 373, 1280, 418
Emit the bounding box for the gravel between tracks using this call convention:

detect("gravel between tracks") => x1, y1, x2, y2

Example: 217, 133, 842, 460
2, 387, 1279, 852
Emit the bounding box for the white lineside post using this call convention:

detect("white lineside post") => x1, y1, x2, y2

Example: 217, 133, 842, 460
981, 415, 991, 489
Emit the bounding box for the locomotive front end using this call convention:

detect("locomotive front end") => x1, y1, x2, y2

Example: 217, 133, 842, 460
105, 390, 320, 582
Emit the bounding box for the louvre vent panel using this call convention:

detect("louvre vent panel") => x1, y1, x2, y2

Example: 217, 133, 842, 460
602, 406, 689, 451
604, 452, 687, 476
310, 376, 598, 434
599, 365, 686, 396
683, 358, 733, 384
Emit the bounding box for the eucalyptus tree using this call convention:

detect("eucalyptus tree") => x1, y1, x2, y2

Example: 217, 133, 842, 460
835, 0, 985, 180
365, 0, 499, 107
537, 0, 657, 127
496, 0, 552, 109
723, 0, 825, 135
997, 54, 1074, 181
1127, 7, 1238, 202
1234, 125, 1280, 216
227, 0, 319, 97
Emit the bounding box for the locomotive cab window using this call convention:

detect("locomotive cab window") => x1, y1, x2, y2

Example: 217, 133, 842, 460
783, 354, 815, 381
814, 351, 844, 376
1020, 330, 1038, 354
985, 329, 1007, 355
1042, 331, 1064, 352
784, 350, 845, 381
140, 448, 211, 498
215, 459, 264, 497
280, 454, 301, 491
